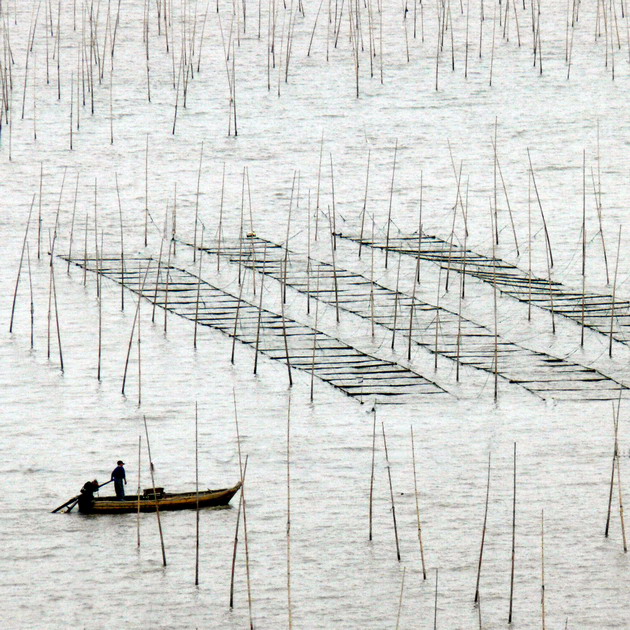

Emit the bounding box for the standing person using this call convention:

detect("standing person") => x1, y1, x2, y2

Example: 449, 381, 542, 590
111, 460, 127, 500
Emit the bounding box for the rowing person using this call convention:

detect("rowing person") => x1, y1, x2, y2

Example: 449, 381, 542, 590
77, 479, 99, 514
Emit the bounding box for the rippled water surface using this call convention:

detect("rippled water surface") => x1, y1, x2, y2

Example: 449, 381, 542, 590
3, 1, 630, 628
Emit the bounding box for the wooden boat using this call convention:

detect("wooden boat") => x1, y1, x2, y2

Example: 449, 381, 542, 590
78, 482, 242, 515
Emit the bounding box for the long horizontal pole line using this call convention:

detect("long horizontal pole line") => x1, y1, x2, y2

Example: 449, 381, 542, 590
61, 254, 447, 402
185, 237, 627, 401
341, 232, 630, 345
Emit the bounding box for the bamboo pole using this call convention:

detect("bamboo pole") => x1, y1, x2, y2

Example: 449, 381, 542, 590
195, 402, 200, 585
215, 165, 225, 271
193, 141, 204, 263
151, 213, 167, 324
38, 163, 43, 260
9, 195, 35, 333
287, 396, 293, 629
66, 178, 78, 272
230, 455, 249, 608
508, 442, 516, 624
528, 149, 554, 268
280, 270, 293, 387
358, 148, 370, 259
97, 231, 102, 381
541, 509, 545, 630
163, 237, 173, 335
194, 227, 205, 349
144, 134, 149, 247
615, 402, 627, 552
83, 212, 88, 287
231, 259, 247, 364
27, 244, 34, 349
137, 434, 141, 548
370, 215, 375, 338
385, 140, 398, 269
315, 130, 323, 241
581, 150, 586, 346
407, 245, 420, 362
605, 401, 619, 537
328, 211, 340, 324
527, 172, 532, 321
143, 416, 167, 567
474, 453, 491, 603
116, 173, 125, 311
329, 154, 337, 250
369, 407, 376, 541
491, 202, 499, 402
137, 261, 143, 407
433, 568, 439, 630
253, 245, 266, 376
608, 227, 622, 358
51, 256, 64, 372
229, 455, 248, 607
411, 426, 427, 579
395, 566, 406, 630
310, 265, 320, 402
306, 191, 312, 316
391, 253, 401, 350
233, 394, 254, 628
382, 422, 401, 562
122, 263, 151, 396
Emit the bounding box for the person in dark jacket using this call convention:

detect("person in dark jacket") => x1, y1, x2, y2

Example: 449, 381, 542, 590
111, 460, 126, 500
78, 479, 99, 513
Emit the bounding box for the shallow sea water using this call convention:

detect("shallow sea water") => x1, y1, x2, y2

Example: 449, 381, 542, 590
2, 1, 630, 628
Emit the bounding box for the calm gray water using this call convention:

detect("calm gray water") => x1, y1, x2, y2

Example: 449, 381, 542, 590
2, 1, 630, 628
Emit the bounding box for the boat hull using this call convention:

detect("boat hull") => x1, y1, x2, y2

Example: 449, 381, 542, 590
81, 483, 241, 514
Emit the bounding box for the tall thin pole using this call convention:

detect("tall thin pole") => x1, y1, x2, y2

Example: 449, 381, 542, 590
475, 453, 491, 603
382, 422, 401, 562
195, 401, 200, 585
137, 434, 141, 548
508, 442, 516, 624
581, 150, 586, 346
606, 400, 619, 537
193, 141, 204, 263
143, 416, 167, 567
9, 195, 35, 333
609, 227, 622, 357
144, 134, 149, 247
541, 509, 546, 630
122, 263, 151, 396
411, 426, 427, 579
286, 397, 293, 629
615, 402, 628, 552
433, 568, 439, 630
369, 407, 376, 541
27, 245, 34, 349
395, 567, 406, 630
385, 140, 398, 269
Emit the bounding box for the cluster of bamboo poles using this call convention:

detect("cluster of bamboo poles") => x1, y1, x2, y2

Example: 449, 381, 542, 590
368, 424, 626, 628
9, 128, 629, 403
367, 409, 522, 627
210, 233, 627, 401
122, 403, 255, 628
0, 0, 628, 154
8, 165, 630, 630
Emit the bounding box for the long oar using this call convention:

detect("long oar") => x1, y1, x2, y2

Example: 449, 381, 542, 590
51, 479, 114, 513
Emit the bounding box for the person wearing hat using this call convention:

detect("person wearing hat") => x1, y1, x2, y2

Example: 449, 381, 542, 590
111, 460, 127, 500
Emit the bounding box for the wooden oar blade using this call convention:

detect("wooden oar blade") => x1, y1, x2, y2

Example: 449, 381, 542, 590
51, 495, 80, 513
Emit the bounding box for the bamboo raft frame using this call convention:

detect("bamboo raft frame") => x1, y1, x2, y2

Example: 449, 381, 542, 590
61, 254, 447, 402
189, 236, 627, 401
340, 232, 630, 347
